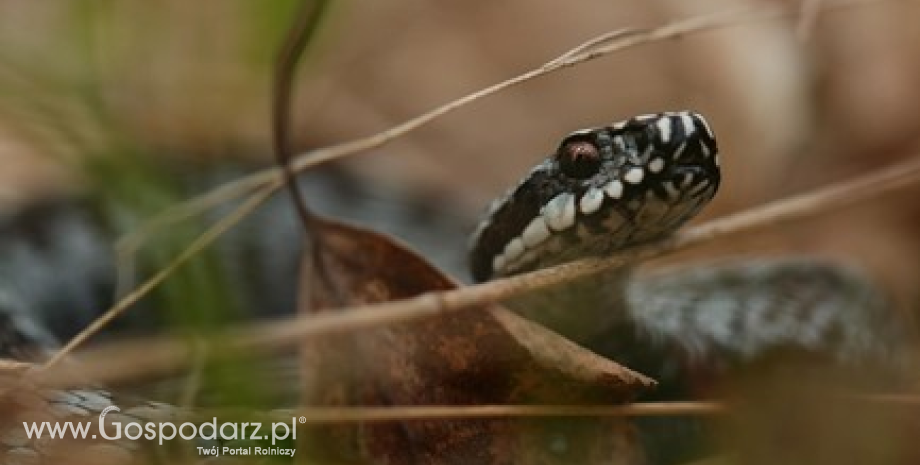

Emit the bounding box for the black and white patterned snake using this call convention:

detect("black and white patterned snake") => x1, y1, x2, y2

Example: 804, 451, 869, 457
469, 111, 904, 364
0, 112, 911, 464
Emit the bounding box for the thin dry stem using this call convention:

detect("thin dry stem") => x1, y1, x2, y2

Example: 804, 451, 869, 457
123, 0, 883, 255
234, 153, 920, 348
42, 185, 277, 369
544, 29, 643, 67
250, 402, 727, 423
34, 154, 920, 386
0, 359, 31, 373
116, 174, 279, 265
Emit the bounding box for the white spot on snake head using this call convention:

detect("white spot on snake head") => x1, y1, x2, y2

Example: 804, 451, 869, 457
604, 180, 624, 199
673, 141, 687, 160
579, 187, 605, 215
689, 179, 710, 197
679, 113, 695, 136
656, 117, 672, 143
648, 158, 665, 173
714, 154, 721, 167
638, 145, 654, 164
504, 237, 525, 262
542, 193, 576, 231
568, 128, 594, 138
624, 167, 645, 184
694, 113, 715, 139
521, 215, 551, 247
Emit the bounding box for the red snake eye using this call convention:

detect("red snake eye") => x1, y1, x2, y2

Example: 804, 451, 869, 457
557, 140, 601, 179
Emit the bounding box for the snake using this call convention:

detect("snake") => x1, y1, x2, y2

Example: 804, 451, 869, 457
469, 111, 721, 345
0, 112, 910, 464
468, 110, 903, 363
465, 112, 909, 463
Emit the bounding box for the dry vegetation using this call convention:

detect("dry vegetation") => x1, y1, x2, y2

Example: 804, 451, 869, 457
1, 0, 920, 464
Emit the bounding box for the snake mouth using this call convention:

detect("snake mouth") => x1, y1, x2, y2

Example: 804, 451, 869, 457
469, 111, 721, 282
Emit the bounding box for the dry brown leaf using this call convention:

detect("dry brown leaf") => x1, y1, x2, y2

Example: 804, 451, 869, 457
296, 216, 654, 464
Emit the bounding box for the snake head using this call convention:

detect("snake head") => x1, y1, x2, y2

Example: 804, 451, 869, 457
470, 111, 720, 282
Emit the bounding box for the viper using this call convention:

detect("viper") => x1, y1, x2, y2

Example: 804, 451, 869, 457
467, 112, 910, 463
0, 112, 910, 464
469, 112, 904, 365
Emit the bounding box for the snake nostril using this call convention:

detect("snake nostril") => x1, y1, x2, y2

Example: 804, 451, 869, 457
557, 139, 602, 179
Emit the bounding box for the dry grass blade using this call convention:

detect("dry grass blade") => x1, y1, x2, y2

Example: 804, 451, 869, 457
264, 402, 727, 423
238, 154, 920, 349
116, 173, 278, 259
32, 154, 920, 387
41, 185, 277, 370
544, 29, 644, 67
121, 0, 885, 254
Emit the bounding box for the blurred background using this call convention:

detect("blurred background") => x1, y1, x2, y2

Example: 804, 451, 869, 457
1, 0, 919, 299
0, 0, 919, 462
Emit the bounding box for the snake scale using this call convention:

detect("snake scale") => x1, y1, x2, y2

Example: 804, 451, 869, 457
0, 112, 911, 464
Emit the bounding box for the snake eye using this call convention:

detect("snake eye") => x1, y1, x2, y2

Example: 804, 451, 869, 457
557, 139, 601, 179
